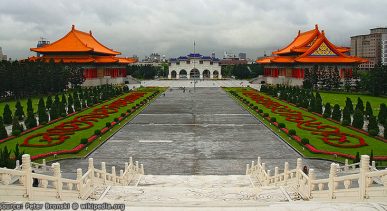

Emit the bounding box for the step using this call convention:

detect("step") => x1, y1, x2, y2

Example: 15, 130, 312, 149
100, 175, 294, 206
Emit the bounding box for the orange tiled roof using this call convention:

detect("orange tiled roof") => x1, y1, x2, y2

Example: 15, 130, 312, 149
28, 55, 136, 64
30, 25, 121, 55
256, 25, 367, 65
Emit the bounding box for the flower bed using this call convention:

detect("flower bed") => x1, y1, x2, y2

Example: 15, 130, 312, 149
228, 88, 387, 161
28, 90, 161, 160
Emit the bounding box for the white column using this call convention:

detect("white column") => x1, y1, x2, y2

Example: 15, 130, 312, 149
22, 154, 32, 199
328, 163, 337, 199
359, 155, 370, 200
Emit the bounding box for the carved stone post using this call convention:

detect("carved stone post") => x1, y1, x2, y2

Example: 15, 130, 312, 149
140, 164, 144, 175
22, 154, 32, 199
135, 161, 139, 172
112, 166, 116, 184
251, 161, 255, 171
129, 157, 133, 167
344, 159, 349, 172
53, 163, 62, 199
284, 162, 289, 183
246, 164, 250, 175
274, 167, 279, 184
15, 160, 20, 169
266, 170, 271, 185
371, 161, 376, 170
76, 168, 83, 197
101, 162, 106, 184
88, 158, 94, 186
125, 162, 129, 172
120, 170, 124, 185
359, 155, 370, 200
296, 158, 303, 187
328, 163, 337, 199
257, 157, 261, 166
308, 169, 315, 199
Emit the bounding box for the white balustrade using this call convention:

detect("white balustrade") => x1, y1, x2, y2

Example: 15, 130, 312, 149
0, 154, 144, 201
246, 155, 387, 201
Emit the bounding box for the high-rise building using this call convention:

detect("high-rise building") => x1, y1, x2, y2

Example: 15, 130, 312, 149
238, 53, 247, 60
0, 47, 7, 61
382, 34, 387, 66
351, 27, 387, 69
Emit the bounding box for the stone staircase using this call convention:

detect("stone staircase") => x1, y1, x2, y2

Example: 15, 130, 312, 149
100, 175, 299, 207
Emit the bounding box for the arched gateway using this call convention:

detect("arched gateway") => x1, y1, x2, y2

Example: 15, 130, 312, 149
168, 53, 222, 79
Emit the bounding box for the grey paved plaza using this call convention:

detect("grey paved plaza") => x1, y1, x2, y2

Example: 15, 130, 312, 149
58, 88, 331, 177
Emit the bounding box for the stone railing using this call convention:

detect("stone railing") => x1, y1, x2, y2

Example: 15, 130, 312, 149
0, 154, 144, 201
246, 155, 387, 201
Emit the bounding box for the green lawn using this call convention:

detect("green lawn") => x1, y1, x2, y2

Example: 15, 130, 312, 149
225, 87, 387, 165
317, 92, 386, 115
0, 87, 164, 159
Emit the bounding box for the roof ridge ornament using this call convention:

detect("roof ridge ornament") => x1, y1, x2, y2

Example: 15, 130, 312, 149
315, 24, 318, 30
89, 30, 92, 35
72, 25, 75, 30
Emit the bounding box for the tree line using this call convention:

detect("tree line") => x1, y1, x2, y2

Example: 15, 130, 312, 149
221, 64, 264, 79
261, 85, 387, 138
0, 60, 84, 100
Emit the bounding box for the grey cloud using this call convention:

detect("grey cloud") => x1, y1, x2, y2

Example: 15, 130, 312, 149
0, 0, 386, 60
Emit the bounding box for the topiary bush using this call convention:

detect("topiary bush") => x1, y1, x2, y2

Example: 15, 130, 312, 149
263, 113, 269, 117
11, 130, 22, 136
106, 122, 111, 127
288, 129, 296, 136
278, 123, 286, 128
258, 109, 263, 113
80, 138, 88, 145
253, 106, 258, 110
368, 129, 378, 136
94, 130, 101, 135
301, 138, 309, 145
114, 117, 119, 122
270, 117, 277, 122
121, 113, 126, 117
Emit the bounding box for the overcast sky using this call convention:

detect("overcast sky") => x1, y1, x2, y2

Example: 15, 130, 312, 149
1, 0, 386, 60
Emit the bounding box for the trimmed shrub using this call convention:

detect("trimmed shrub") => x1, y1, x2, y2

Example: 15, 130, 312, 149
80, 138, 88, 145
368, 129, 378, 136
105, 122, 111, 127
258, 109, 263, 113
114, 118, 119, 122
288, 129, 296, 136
270, 117, 277, 122
352, 109, 364, 129
301, 138, 309, 145
132, 106, 136, 109
12, 129, 22, 136
278, 123, 286, 128
367, 115, 379, 135
263, 113, 269, 117
253, 106, 258, 110
332, 104, 341, 121
94, 130, 101, 135
323, 103, 332, 118
121, 113, 126, 117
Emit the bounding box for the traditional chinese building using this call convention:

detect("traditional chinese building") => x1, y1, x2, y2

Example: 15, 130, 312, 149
256, 25, 367, 86
168, 53, 222, 79
29, 25, 137, 86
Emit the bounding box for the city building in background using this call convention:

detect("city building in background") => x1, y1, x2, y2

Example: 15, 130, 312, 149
0, 47, 7, 61
168, 53, 221, 79
29, 25, 137, 86
257, 25, 366, 86
36, 38, 50, 57
382, 33, 387, 66
238, 53, 247, 60
351, 27, 387, 69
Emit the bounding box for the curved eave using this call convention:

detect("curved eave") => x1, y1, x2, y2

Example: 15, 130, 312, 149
295, 57, 365, 63
273, 28, 320, 55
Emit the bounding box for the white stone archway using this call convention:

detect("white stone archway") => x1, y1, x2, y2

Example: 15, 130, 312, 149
179, 69, 187, 79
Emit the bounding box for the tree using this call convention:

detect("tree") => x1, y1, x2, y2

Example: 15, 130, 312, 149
352, 109, 364, 129
355, 97, 364, 112
359, 64, 387, 96
323, 103, 332, 118
14, 100, 25, 120
26, 98, 33, 114
365, 101, 373, 120
367, 115, 379, 136
3, 104, 12, 125
0, 116, 8, 139
11, 116, 23, 136
37, 98, 48, 124
314, 92, 323, 114
46, 96, 53, 110
342, 107, 351, 126
25, 109, 37, 129
332, 104, 341, 121
74, 94, 81, 112
384, 118, 387, 139
378, 103, 387, 125
308, 94, 315, 112
345, 97, 354, 114
50, 95, 60, 120
67, 94, 75, 114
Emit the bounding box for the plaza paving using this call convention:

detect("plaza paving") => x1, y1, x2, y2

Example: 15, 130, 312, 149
58, 87, 331, 178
